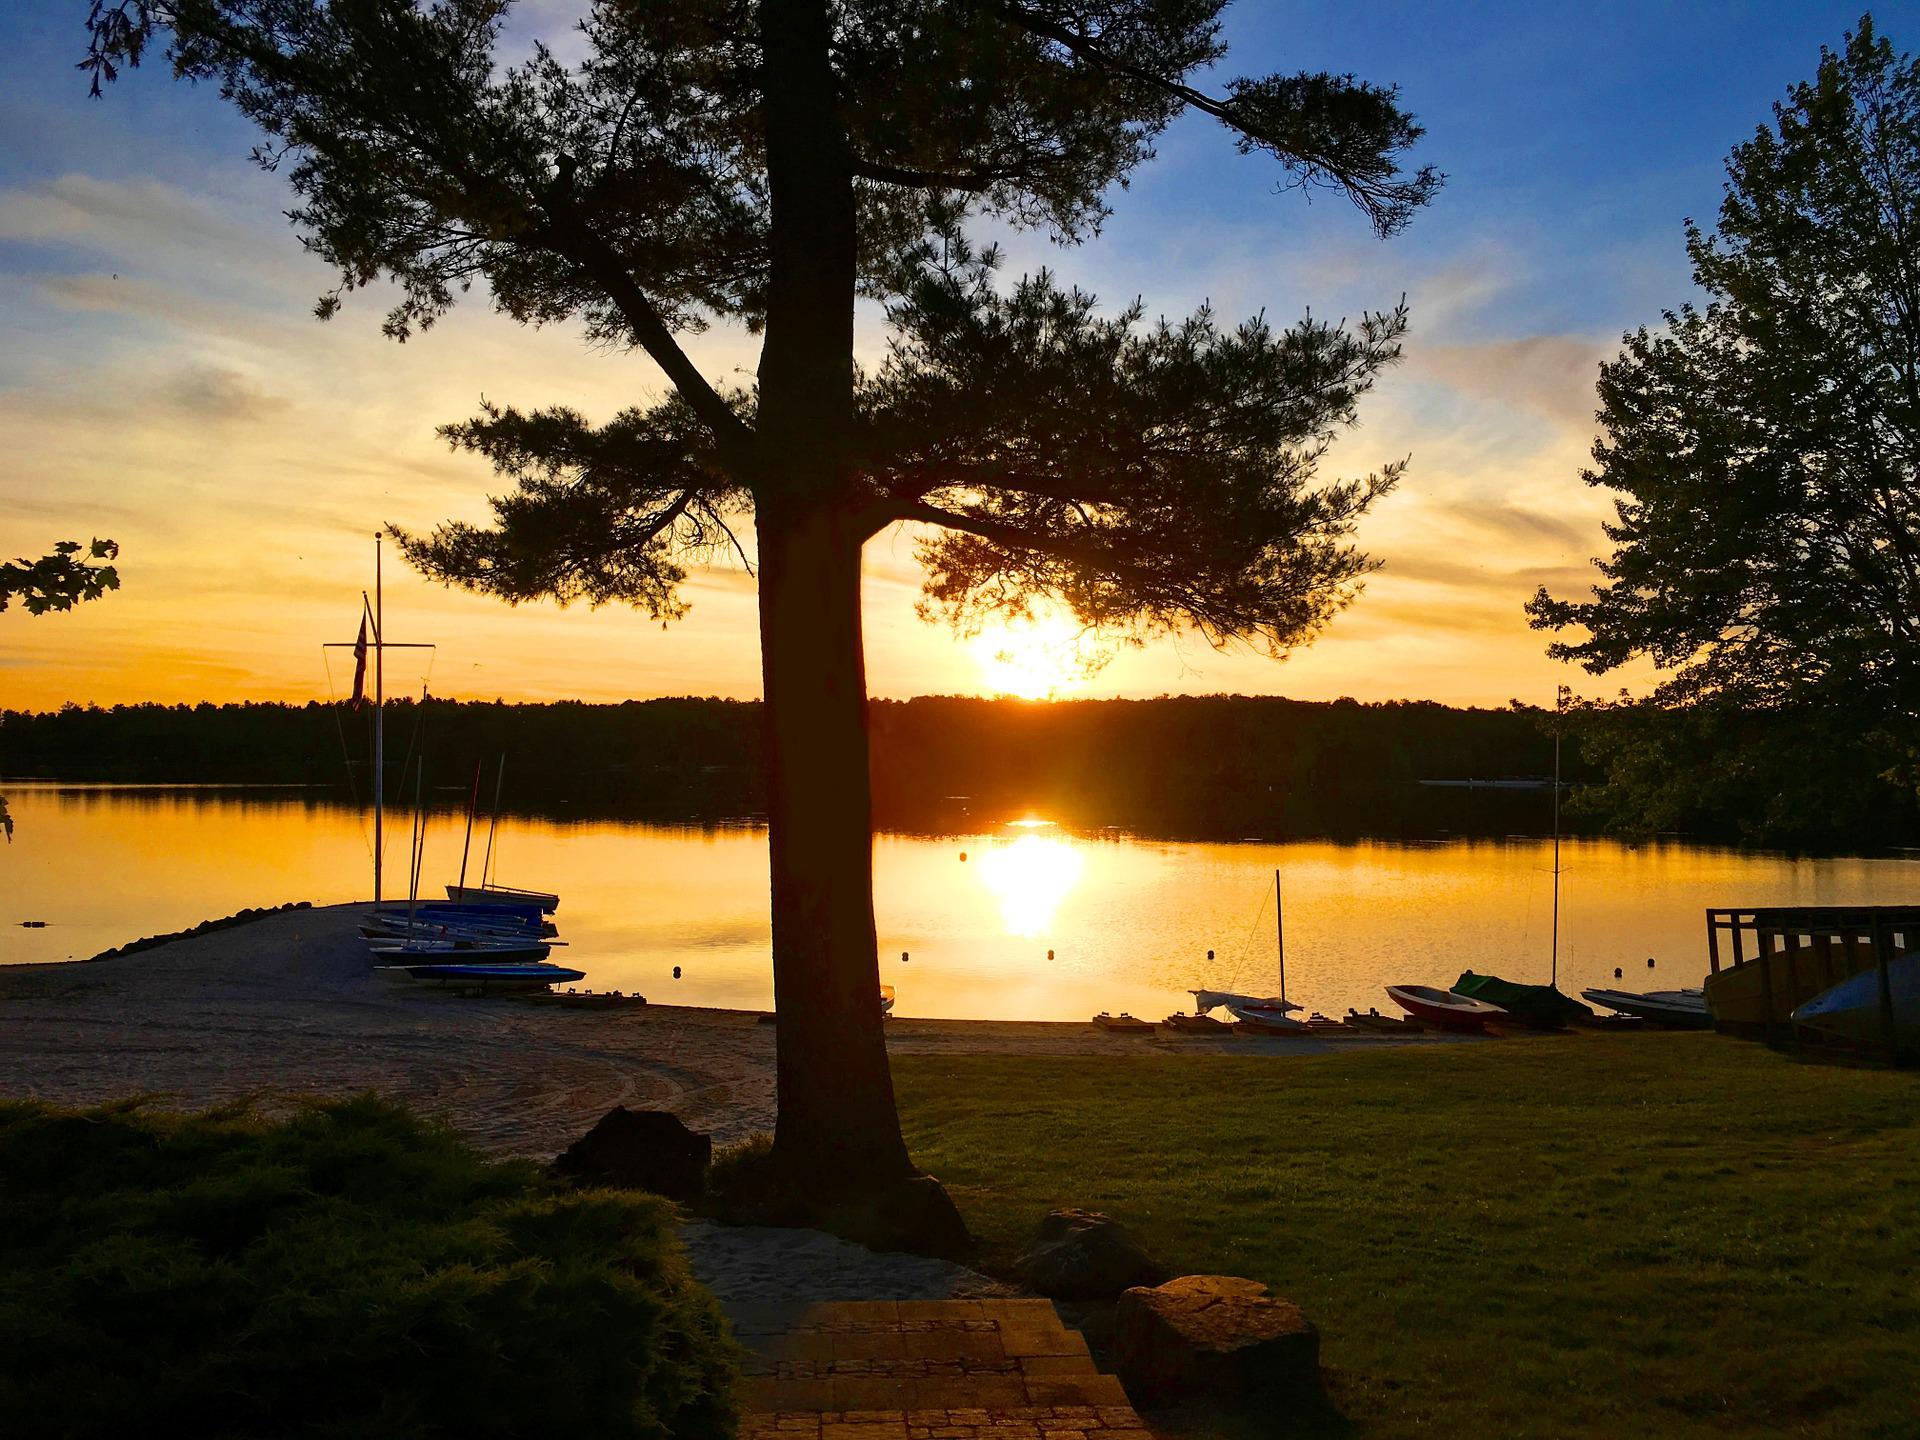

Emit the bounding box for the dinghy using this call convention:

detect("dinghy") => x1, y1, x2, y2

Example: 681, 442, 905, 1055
1792, 956, 1920, 1048
1386, 984, 1506, 1032
1228, 1000, 1311, 1035
1451, 971, 1593, 1028
1093, 1012, 1156, 1034
367, 937, 552, 964
1581, 987, 1711, 1029
445, 882, 560, 914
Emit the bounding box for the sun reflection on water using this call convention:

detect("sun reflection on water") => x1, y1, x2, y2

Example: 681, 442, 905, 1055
977, 828, 1084, 938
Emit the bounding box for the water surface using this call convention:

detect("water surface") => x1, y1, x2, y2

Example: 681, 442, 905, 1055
5, 783, 1916, 1020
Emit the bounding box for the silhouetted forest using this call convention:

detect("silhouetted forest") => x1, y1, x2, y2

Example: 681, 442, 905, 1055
3, 695, 1914, 847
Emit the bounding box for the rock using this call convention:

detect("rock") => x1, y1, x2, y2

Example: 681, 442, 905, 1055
551, 1107, 711, 1200
1014, 1208, 1168, 1299
1113, 1274, 1321, 1406
822, 1173, 975, 1262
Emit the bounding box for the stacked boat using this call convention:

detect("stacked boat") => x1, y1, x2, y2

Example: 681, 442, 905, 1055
367, 892, 581, 993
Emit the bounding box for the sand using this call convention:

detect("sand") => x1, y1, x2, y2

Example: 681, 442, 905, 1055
0, 901, 1456, 1154
0, 901, 1452, 1302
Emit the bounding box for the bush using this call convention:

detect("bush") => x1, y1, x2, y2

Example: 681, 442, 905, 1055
0, 1096, 738, 1440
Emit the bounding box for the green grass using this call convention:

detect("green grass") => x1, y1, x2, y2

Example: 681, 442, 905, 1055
0, 1096, 738, 1440
894, 1035, 1920, 1439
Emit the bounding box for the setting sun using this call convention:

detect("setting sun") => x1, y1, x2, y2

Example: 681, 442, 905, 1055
968, 610, 1093, 700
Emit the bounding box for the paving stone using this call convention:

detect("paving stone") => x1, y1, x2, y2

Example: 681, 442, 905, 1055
743, 1299, 1147, 1437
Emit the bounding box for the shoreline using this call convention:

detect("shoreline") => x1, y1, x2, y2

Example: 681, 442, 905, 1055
0, 902, 1463, 1158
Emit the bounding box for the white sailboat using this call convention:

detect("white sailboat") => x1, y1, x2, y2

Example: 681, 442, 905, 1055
1188, 869, 1310, 1033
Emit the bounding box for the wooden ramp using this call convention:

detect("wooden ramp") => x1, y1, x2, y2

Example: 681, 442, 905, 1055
735, 1298, 1152, 1440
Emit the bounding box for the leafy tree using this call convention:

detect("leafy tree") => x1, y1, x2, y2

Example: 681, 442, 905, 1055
1, 538, 120, 840
85, 0, 1435, 1222
1529, 17, 1920, 814
0, 540, 119, 616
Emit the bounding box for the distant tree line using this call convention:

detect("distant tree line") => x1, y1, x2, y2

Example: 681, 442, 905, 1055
7, 693, 1910, 847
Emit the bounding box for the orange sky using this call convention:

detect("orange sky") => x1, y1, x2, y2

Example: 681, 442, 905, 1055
6, 1, 1752, 714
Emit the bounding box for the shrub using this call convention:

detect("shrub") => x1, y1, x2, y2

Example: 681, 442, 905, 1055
0, 1096, 738, 1439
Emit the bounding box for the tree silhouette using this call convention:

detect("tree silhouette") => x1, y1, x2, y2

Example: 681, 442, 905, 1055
1530, 18, 1920, 797
1, 539, 119, 616
85, 0, 1435, 1230
1, 538, 120, 841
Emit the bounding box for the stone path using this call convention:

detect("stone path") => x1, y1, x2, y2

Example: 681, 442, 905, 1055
735, 1299, 1153, 1440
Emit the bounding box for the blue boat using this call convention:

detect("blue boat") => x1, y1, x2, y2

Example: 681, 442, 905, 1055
1792, 955, 1920, 1048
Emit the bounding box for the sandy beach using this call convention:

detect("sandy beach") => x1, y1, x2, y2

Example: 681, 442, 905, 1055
0, 902, 1459, 1158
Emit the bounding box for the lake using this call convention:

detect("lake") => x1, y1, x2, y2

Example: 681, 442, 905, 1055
5, 782, 1917, 1020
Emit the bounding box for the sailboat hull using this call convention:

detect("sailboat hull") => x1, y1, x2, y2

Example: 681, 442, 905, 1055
446, 884, 560, 914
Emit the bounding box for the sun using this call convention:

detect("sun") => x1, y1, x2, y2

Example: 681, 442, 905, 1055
970, 609, 1089, 700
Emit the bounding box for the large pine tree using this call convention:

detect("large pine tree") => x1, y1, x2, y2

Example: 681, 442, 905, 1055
85, 0, 1435, 1234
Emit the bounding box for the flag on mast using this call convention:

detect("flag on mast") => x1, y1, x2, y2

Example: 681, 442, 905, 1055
349, 612, 369, 710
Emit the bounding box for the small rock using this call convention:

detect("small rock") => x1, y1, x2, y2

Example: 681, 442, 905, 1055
551, 1107, 711, 1200
1014, 1208, 1167, 1299
1114, 1274, 1321, 1406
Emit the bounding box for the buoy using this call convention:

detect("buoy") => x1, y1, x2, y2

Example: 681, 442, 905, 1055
1647, 956, 1656, 968
959, 851, 967, 862
1047, 949, 1055, 961
1207, 949, 1215, 961
1614, 967, 1623, 979
672, 965, 682, 980
901, 951, 909, 963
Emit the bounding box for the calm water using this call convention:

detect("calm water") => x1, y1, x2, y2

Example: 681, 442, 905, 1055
5, 782, 1918, 1021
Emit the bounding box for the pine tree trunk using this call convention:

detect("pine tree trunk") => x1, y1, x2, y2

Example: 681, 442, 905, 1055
756, 496, 915, 1189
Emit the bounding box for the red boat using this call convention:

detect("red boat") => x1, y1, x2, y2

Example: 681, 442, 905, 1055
1385, 984, 1507, 1032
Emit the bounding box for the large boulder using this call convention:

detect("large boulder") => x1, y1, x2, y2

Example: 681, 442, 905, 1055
551, 1107, 711, 1200
1114, 1274, 1321, 1406
1014, 1208, 1168, 1299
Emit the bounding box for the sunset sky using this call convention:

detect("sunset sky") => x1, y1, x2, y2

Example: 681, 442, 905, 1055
0, 2, 1881, 711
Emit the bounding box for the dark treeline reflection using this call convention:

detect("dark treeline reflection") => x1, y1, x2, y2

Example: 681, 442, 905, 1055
3, 695, 1910, 846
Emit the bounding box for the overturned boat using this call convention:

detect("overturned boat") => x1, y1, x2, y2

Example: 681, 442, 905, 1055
1792, 956, 1920, 1049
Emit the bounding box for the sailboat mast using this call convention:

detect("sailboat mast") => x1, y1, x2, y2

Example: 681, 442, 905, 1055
457, 758, 482, 892
373, 534, 384, 907
1551, 686, 1564, 988
480, 754, 505, 889
1275, 868, 1286, 1005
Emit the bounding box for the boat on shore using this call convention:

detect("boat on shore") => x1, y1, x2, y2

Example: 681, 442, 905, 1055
1581, 987, 1711, 1029
445, 882, 561, 914
1229, 1000, 1311, 1035
1792, 956, 1920, 1048
1093, 1012, 1156, 1034
1451, 970, 1594, 1029
368, 936, 553, 963
1386, 984, 1506, 1032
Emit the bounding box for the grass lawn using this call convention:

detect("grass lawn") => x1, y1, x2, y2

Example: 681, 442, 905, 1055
894, 1034, 1920, 1439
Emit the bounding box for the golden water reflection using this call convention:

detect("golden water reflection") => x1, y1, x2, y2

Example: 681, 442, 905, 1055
9, 785, 1920, 1022
976, 830, 1084, 938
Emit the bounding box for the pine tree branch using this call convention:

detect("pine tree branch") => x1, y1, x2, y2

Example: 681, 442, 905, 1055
544, 155, 753, 457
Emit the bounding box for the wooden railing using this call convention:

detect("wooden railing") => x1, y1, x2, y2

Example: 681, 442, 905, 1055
1705, 906, 1915, 1055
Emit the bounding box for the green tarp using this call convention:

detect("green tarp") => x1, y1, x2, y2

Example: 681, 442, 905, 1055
1451, 971, 1594, 1025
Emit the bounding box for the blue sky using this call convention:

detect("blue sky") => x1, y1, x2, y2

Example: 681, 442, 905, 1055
0, 2, 1896, 706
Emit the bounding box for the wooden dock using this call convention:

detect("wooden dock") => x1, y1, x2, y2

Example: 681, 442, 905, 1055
1705, 905, 1916, 1057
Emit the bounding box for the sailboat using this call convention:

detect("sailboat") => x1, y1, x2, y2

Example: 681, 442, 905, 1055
443, 755, 561, 912
1187, 870, 1311, 1035
1437, 685, 1594, 1029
